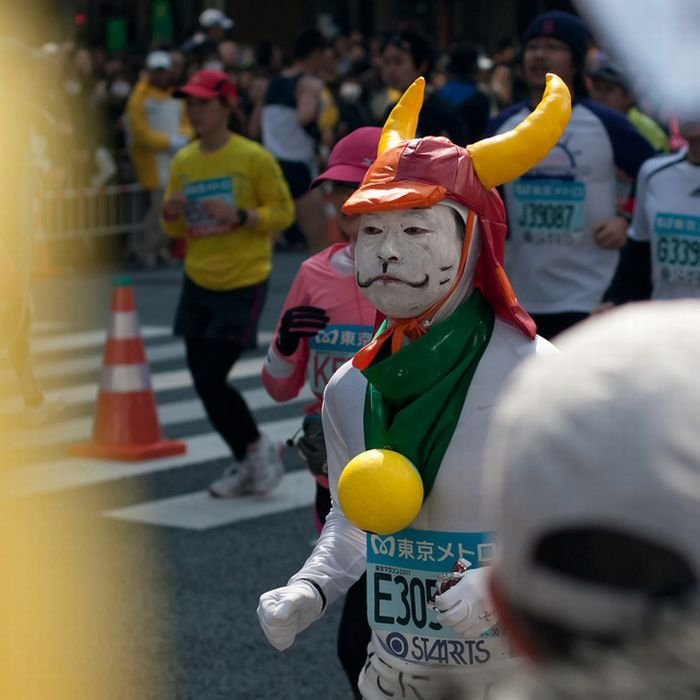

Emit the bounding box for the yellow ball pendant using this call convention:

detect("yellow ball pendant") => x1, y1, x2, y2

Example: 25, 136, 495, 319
338, 449, 424, 535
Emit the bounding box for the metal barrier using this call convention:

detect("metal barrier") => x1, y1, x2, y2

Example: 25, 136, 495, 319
39, 183, 150, 241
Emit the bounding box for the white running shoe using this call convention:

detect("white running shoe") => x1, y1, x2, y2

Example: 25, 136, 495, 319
208, 460, 255, 498
247, 433, 284, 494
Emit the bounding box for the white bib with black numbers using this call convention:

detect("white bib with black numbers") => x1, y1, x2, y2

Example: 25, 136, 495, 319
501, 103, 621, 314
366, 528, 514, 668
629, 150, 700, 300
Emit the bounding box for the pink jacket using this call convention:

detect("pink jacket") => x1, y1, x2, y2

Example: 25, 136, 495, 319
262, 242, 377, 414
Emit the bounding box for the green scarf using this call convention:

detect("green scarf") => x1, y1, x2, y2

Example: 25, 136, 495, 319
362, 291, 494, 498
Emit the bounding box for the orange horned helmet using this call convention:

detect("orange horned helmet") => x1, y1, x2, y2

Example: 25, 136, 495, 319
344, 73, 571, 339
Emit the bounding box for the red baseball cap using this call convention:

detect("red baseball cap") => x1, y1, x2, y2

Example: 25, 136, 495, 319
311, 126, 382, 188
174, 69, 238, 103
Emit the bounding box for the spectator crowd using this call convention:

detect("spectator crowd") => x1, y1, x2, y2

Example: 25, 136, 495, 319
23, 7, 687, 265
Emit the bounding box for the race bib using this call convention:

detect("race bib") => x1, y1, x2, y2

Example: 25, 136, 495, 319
367, 528, 514, 667
514, 178, 586, 246
309, 323, 373, 394
654, 212, 700, 287
184, 177, 235, 237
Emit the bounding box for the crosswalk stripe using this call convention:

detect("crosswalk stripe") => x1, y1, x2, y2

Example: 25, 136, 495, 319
32, 321, 68, 334
30, 326, 171, 354
1, 416, 303, 498
1, 331, 276, 394
103, 471, 315, 530
0, 354, 271, 412
7, 385, 313, 449
1, 340, 186, 385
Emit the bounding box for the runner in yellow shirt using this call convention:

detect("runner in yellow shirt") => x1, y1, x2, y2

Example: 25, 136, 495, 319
162, 69, 294, 495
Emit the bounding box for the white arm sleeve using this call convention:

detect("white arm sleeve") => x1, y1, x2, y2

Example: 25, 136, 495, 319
628, 161, 652, 242
287, 364, 367, 607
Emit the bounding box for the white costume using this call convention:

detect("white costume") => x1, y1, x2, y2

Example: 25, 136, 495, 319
258, 74, 572, 699
292, 320, 552, 699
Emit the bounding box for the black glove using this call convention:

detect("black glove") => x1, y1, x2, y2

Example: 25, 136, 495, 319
275, 305, 330, 357
297, 414, 327, 477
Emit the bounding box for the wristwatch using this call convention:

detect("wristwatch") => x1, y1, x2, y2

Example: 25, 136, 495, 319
237, 209, 249, 227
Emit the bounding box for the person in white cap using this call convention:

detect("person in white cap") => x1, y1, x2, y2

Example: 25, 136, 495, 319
199, 8, 234, 32
181, 8, 234, 58
125, 50, 192, 268
257, 72, 572, 699
484, 300, 700, 699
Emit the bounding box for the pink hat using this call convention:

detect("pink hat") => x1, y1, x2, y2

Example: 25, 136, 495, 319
174, 69, 237, 103
311, 127, 382, 188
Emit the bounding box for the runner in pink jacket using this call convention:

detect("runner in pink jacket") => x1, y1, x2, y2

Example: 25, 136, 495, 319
262, 127, 380, 507
262, 127, 381, 699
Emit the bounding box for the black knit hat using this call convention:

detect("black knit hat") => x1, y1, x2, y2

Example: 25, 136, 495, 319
522, 10, 589, 63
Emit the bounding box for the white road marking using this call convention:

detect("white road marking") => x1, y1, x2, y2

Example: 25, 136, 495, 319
1, 331, 274, 385
32, 321, 68, 333
0, 355, 269, 412
1, 416, 302, 498
1, 330, 276, 404
6, 385, 313, 449
103, 471, 315, 530
30, 325, 170, 354
0, 341, 184, 384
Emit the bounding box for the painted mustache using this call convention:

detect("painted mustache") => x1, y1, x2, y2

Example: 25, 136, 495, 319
356, 272, 429, 289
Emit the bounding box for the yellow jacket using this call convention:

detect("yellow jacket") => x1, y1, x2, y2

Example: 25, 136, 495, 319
126, 78, 192, 189
162, 135, 294, 290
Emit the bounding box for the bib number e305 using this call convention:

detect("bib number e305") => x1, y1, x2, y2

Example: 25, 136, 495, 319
373, 571, 442, 631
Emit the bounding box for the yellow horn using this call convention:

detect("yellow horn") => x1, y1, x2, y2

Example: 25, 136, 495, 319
467, 73, 571, 190
378, 77, 425, 155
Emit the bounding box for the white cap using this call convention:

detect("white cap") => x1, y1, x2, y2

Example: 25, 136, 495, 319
486, 300, 700, 636
436, 198, 469, 224
199, 8, 234, 29
145, 50, 172, 71
478, 54, 494, 71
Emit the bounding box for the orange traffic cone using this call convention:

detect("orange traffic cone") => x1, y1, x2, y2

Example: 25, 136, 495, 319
71, 277, 186, 461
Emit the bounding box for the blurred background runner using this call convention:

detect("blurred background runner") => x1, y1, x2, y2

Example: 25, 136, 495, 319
125, 49, 192, 268
162, 69, 294, 497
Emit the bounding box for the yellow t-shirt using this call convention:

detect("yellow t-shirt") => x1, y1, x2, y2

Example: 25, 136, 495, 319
162, 134, 294, 290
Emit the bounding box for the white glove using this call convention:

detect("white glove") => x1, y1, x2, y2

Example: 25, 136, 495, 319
257, 580, 324, 651
433, 566, 498, 638
168, 134, 189, 154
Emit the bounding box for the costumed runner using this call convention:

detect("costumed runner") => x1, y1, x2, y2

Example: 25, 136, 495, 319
257, 73, 571, 699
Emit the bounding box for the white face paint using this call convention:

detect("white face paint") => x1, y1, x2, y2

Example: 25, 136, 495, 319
355, 205, 464, 318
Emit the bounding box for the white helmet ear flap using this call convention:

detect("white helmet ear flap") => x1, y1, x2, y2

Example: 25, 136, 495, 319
464, 220, 482, 289
427, 213, 482, 328
438, 199, 470, 224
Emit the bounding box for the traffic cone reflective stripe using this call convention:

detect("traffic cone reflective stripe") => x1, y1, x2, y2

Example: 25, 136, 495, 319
108, 310, 142, 339
71, 277, 186, 461
99, 364, 152, 392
